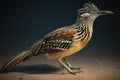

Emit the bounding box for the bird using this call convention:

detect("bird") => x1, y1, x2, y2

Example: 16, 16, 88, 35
1, 2, 113, 75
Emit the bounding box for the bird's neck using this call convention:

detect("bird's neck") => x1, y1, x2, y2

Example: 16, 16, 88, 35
74, 18, 96, 42
76, 19, 94, 32
76, 16, 98, 34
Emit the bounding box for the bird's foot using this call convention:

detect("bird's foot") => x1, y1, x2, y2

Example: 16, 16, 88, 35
69, 70, 83, 75
59, 65, 83, 75
70, 66, 84, 74
59, 66, 81, 75
70, 66, 80, 70
70, 66, 83, 70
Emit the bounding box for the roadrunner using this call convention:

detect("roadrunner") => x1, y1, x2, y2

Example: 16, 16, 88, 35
1, 3, 113, 75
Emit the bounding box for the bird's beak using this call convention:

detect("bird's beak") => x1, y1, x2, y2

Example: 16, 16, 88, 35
97, 11, 114, 15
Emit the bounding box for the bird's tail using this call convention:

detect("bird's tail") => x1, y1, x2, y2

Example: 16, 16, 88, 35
1, 50, 33, 72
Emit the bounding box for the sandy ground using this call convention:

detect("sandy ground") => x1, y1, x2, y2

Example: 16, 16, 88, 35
0, 51, 120, 80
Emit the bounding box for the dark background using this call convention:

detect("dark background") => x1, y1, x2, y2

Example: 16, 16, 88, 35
0, 0, 119, 62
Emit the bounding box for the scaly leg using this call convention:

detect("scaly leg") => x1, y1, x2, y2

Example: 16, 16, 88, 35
59, 60, 76, 75
63, 58, 80, 70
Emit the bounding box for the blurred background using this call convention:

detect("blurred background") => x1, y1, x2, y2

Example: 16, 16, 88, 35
0, 0, 119, 61
0, 0, 120, 80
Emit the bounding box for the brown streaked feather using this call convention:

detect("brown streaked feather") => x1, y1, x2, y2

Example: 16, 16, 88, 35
30, 26, 76, 55
44, 26, 76, 40
30, 39, 44, 55
1, 50, 32, 71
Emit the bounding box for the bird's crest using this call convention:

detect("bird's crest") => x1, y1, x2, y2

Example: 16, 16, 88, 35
78, 2, 99, 14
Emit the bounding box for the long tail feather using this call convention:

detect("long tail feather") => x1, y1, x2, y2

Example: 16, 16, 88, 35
1, 50, 32, 72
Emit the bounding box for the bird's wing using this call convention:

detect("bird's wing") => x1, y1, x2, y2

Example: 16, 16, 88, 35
31, 26, 76, 55
41, 26, 76, 53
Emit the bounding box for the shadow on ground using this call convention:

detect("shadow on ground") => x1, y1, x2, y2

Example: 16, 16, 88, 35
0, 64, 60, 74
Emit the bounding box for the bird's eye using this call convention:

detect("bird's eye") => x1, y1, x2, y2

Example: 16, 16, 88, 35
81, 13, 91, 17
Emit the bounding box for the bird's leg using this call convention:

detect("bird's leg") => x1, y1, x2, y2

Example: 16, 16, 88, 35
63, 58, 80, 70
59, 60, 76, 75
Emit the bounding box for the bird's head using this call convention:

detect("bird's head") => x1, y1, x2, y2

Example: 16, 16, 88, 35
77, 3, 113, 22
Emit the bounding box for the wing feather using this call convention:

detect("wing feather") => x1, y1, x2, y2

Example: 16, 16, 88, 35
44, 26, 76, 40
31, 26, 76, 55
